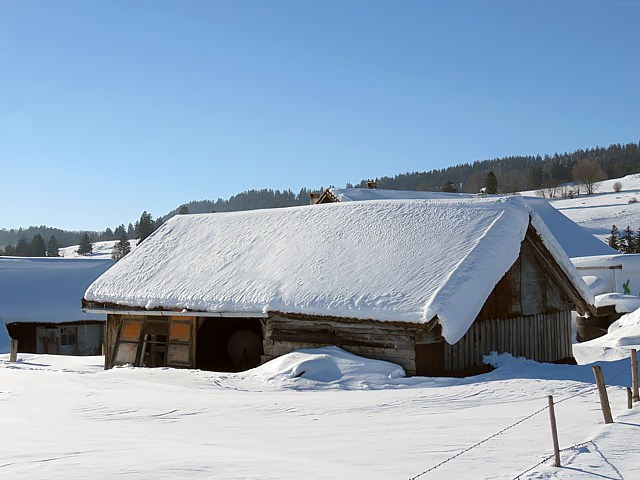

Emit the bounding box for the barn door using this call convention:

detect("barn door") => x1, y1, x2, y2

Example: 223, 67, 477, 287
112, 316, 145, 366
111, 316, 195, 368
165, 318, 196, 368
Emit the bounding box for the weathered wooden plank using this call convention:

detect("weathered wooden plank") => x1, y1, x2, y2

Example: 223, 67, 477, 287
269, 330, 415, 350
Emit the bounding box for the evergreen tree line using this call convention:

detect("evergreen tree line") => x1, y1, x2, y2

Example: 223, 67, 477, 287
356, 141, 640, 194
608, 225, 640, 254
1, 140, 639, 254
0, 211, 162, 258
160, 188, 315, 222
0, 233, 61, 257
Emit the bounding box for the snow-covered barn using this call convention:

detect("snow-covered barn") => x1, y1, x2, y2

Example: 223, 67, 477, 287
1, 257, 114, 355
83, 197, 595, 376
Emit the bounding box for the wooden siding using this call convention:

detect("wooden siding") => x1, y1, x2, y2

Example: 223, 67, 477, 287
263, 314, 438, 376
478, 237, 569, 321
444, 309, 573, 372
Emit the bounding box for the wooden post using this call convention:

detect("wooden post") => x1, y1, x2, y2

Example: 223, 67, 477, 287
632, 349, 639, 403
592, 366, 614, 424
10, 339, 18, 362
548, 395, 561, 467
627, 387, 633, 410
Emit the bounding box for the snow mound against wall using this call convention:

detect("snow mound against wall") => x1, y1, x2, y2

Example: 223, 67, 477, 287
573, 307, 640, 363
250, 346, 405, 387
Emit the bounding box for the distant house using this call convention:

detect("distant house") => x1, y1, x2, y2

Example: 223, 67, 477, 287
1, 257, 114, 355
83, 198, 594, 376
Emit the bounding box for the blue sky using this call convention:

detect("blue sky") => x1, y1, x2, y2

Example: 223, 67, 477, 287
1, 0, 639, 231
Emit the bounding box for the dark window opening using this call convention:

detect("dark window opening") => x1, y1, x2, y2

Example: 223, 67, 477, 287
60, 327, 78, 347
140, 320, 169, 367
195, 318, 263, 372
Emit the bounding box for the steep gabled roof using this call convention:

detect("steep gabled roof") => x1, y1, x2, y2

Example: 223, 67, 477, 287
84, 197, 593, 344
0, 257, 114, 324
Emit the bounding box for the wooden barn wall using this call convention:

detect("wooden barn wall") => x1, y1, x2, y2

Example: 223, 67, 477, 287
263, 314, 437, 376
477, 238, 570, 322
105, 314, 123, 368
444, 309, 573, 372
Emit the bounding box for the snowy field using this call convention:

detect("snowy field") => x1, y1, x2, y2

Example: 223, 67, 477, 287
533, 173, 640, 244
3, 173, 639, 479
2, 331, 640, 479
59, 239, 138, 259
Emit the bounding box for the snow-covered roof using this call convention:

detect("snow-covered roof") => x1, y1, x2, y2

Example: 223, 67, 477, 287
85, 197, 592, 344
329, 188, 616, 258
0, 257, 114, 325
594, 293, 640, 314
572, 253, 640, 271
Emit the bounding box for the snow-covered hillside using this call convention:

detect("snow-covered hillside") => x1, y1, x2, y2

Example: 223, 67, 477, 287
537, 173, 640, 243
59, 239, 138, 259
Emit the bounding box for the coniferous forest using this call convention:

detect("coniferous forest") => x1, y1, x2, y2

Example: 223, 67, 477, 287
1, 140, 639, 254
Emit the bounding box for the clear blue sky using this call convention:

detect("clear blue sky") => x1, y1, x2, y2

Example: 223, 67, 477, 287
1, 0, 639, 231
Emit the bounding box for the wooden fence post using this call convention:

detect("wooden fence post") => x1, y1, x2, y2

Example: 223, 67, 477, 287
627, 387, 633, 410
548, 395, 561, 467
592, 366, 614, 424
632, 349, 639, 403
10, 339, 18, 362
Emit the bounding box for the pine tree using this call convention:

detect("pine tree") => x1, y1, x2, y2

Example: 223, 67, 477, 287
114, 224, 126, 238
178, 204, 189, 214
31, 234, 46, 257
76, 234, 93, 256
620, 225, 635, 254
15, 237, 31, 256
525, 165, 544, 189
136, 211, 155, 243
608, 225, 620, 250
442, 179, 457, 193
46, 235, 60, 257
485, 171, 498, 194
111, 234, 131, 261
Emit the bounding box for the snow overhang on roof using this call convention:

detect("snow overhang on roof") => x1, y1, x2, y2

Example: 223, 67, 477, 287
84, 197, 593, 344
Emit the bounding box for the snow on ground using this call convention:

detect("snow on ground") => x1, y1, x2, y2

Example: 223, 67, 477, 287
574, 307, 640, 363
543, 173, 640, 243
2, 341, 640, 479
59, 239, 138, 259
2, 172, 639, 479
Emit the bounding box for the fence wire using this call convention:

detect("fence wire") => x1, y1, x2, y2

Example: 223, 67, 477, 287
512, 440, 594, 479
408, 359, 634, 479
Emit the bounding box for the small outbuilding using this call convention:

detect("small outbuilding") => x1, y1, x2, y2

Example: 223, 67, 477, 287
83, 197, 594, 376
1, 257, 114, 355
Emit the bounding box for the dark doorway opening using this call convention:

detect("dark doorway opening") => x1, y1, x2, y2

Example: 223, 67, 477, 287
5, 323, 37, 353
195, 318, 263, 372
